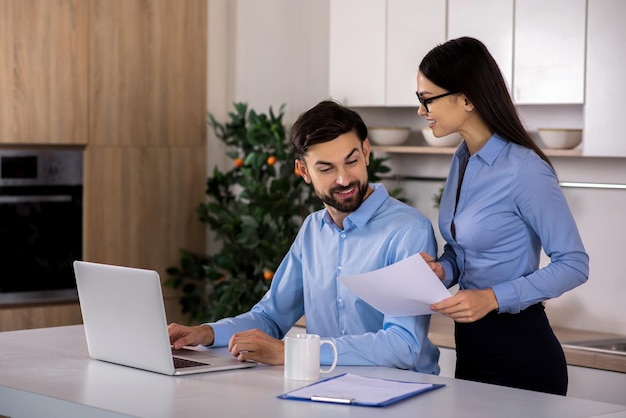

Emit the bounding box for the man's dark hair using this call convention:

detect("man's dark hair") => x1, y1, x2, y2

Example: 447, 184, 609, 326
290, 100, 368, 159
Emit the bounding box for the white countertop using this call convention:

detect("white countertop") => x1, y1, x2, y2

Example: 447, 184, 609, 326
2, 325, 626, 418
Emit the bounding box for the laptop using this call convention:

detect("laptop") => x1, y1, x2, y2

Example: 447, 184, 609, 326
73, 260, 256, 375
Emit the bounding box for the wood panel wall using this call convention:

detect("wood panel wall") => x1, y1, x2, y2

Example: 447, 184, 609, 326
84, 0, 207, 265
0, 0, 14, 142
89, 0, 207, 147
0, 0, 207, 330
12, 0, 88, 144
0, 303, 83, 332
84, 0, 206, 324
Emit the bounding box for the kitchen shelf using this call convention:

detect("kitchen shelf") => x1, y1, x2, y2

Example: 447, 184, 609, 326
543, 148, 583, 157
371, 146, 457, 154
371, 145, 583, 157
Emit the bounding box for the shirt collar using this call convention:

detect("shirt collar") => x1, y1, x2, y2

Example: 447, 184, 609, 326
475, 133, 508, 166
455, 133, 507, 166
321, 183, 389, 231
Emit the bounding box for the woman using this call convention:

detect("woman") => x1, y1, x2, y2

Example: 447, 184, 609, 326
417, 37, 589, 395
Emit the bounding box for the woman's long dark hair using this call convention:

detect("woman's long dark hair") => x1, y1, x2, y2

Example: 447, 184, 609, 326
419, 37, 553, 169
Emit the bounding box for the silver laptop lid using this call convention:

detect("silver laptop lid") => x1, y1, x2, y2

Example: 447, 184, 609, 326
74, 261, 177, 375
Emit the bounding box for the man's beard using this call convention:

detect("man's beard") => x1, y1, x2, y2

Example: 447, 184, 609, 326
317, 181, 369, 213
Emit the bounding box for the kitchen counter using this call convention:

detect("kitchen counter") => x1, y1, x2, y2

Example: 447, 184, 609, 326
2, 325, 626, 418
428, 314, 626, 374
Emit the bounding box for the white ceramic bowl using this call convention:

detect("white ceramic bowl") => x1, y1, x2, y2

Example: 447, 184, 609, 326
537, 128, 582, 149
421, 127, 463, 147
368, 126, 411, 146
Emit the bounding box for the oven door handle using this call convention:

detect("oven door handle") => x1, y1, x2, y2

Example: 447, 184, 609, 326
0, 195, 73, 203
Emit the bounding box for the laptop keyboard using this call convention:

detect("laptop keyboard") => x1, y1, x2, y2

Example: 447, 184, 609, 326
173, 357, 209, 369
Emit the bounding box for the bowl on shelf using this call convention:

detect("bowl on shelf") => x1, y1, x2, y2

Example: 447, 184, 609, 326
421, 127, 463, 147
368, 126, 411, 146
537, 128, 582, 150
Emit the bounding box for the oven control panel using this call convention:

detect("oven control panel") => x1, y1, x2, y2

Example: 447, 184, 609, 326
0, 149, 83, 186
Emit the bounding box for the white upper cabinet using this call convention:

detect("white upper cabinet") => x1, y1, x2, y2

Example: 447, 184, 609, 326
329, 0, 385, 106
583, 0, 626, 157
447, 0, 514, 92
329, 0, 446, 107
513, 0, 587, 104
386, 0, 446, 106
448, 0, 585, 105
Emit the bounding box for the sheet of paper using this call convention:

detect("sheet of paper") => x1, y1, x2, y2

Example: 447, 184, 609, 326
338, 253, 451, 316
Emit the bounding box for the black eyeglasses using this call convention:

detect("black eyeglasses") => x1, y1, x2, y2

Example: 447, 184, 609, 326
416, 91, 458, 113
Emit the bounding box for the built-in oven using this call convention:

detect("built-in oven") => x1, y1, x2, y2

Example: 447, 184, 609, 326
0, 148, 83, 305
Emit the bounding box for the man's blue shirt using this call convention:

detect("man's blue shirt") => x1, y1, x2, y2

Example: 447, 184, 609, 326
438, 134, 589, 313
208, 183, 440, 374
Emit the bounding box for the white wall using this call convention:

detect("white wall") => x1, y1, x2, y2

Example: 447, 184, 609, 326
207, 0, 626, 335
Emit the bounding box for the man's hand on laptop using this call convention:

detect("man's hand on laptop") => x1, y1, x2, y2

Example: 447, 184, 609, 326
228, 329, 284, 365
168, 323, 215, 350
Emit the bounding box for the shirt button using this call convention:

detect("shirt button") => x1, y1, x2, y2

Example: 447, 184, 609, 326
337, 266, 343, 271
341, 233, 346, 239
338, 297, 343, 304
341, 329, 346, 335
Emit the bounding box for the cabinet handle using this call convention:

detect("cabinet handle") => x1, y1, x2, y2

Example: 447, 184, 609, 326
559, 182, 626, 190
0, 195, 73, 203
381, 176, 626, 190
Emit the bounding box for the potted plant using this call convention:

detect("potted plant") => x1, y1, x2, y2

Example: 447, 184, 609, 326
166, 102, 401, 323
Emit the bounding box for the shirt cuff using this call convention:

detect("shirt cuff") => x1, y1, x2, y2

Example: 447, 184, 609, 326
490, 281, 521, 314
441, 260, 455, 288
204, 322, 229, 347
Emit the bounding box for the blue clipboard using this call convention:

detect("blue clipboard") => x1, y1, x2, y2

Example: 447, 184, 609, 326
277, 373, 445, 407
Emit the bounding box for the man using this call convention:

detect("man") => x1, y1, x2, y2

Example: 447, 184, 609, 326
168, 100, 440, 374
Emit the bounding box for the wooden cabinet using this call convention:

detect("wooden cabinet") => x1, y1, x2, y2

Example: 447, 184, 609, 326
85, 0, 207, 298
89, 0, 206, 147
0, 0, 88, 144
0, 303, 83, 332
583, 0, 626, 157
513, 0, 586, 104
447, 0, 514, 91
0, 0, 207, 330
329, 0, 446, 107
0, 0, 13, 142
82, 143, 206, 317
83, 146, 206, 284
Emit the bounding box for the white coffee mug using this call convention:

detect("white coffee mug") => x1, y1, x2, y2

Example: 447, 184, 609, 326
284, 334, 338, 380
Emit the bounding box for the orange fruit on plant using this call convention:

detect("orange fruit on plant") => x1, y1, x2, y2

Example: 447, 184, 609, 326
234, 158, 244, 167
263, 271, 274, 280
267, 155, 277, 166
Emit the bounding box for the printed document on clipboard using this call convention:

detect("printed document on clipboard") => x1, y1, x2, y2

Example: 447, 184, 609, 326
338, 253, 451, 316
277, 373, 445, 407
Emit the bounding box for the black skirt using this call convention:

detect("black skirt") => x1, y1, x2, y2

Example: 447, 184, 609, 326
454, 303, 568, 395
